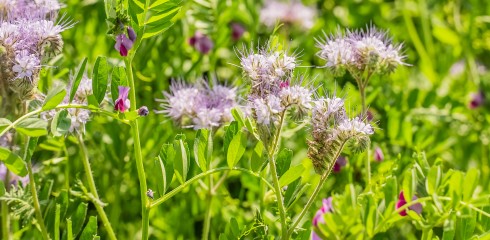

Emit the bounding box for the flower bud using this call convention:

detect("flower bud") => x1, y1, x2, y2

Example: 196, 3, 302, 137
138, 106, 149, 116
127, 27, 137, 42
146, 189, 154, 199
374, 147, 384, 162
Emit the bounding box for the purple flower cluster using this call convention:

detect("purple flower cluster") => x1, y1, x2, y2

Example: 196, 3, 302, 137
260, 0, 316, 30
308, 96, 374, 174
316, 26, 406, 76
157, 80, 239, 129
0, 0, 72, 99
239, 46, 312, 126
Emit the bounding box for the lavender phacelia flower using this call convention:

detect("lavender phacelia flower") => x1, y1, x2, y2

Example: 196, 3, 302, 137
260, 0, 316, 30
189, 32, 213, 54
156, 80, 239, 129
396, 191, 423, 216
316, 25, 406, 77
308, 96, 374, 174
114, 86, 131, 112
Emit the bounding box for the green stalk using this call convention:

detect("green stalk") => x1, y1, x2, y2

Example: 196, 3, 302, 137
202, 130, 215, 240
63, 144, 70, 190
25, 138, 50, 240
268, 110, 288, 239
287, 141, 346, 237
124, 58, 149, 240
77, 135, 117, 240
150, 167, 274, 208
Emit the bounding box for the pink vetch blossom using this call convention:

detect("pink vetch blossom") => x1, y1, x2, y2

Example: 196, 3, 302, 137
374, 147, 384, 162
333, 156, 347, 173
114, 86, 131, 112
230, 22, 245, 41
188, 32, 213, 54
311, 197, 333, 240
114, 34, 134, 57
396, 191, 423, 216
469, 91, 485, 109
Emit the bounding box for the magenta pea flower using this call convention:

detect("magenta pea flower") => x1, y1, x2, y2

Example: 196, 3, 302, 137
114, 86, 131, 112
396, 191, 423, 216
311, 197, 333, 240
230, 22, 245, 41
114, 34, 134, 57
189, 32, 213, 54
469, 91, 485, 109
333, 156, 347, 173
374, 147, 384, 162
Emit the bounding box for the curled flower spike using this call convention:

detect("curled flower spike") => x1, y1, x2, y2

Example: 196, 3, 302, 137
114, 34, 134, 57
396, 191, 423, 216
115, 86, 131, 112
311, 197, 333, 240
374, 147, 384, 162
469, 91, 485, 109
189, 32, 213, 54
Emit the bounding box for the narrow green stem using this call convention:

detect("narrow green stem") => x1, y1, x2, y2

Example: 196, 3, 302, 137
287, 141, 346, 237
202, 175, 213, 240
26, 149, 50, 239
63, 144, 70, 191
358, 83, 371, 187
77, 135, 117, 240
150, 167, 274, 208
2, 196, 10, 240
124, 58, 149, 240
268, 110, 288, 239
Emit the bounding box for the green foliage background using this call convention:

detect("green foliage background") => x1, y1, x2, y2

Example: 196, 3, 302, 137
3, 0, 490, 239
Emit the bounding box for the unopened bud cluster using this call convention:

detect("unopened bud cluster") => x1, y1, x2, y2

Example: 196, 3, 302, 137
239, 46, 312, 129
157, 80, 239, 130
308, 97, 374, 174
316, 25, 406, 77
0, 0, 72, 105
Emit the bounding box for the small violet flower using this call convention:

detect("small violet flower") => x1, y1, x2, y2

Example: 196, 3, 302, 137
333, 156, 347, 173
230, 22, 245, 41
374, 147, 384, 162
396, 191, 423, 216
114, 34, 134, 57
469, 91, 485, 109
189, 32, 213, 54
311, 197, 333, 240
114, 86, 131, 112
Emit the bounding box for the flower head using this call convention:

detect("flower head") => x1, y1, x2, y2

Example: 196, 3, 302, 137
114, 86, 131, 112
396, 191, 423, 216
12, 50, 40, 81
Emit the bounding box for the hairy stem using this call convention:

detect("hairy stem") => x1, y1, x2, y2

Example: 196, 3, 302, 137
77, 135, 117, 240
287, 141, 346, 237
25, 137, 49, 240
268, 110, 288, 239
202, 176, 213, 240
125, 58, 149, 240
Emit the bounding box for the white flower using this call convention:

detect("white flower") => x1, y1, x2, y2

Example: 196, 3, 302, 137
279, 85, 312, 108
337, 117, 374, 135
192, 109, 222, 130
252, 95, 283, 125
316, 35, 355, 72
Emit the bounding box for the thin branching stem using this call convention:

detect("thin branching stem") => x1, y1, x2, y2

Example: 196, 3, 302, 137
77, 135, 117, 240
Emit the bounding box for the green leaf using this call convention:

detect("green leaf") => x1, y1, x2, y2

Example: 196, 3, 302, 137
194, 129, 209, 171
129, 0, 144, 25
226, 130, 246, 168
0, 147, 27, 176
55, 204, 61, 240
143, 8, 181, 39
463, 169, 479, 201
231, 108, 245, 128
173, 135, 189, 182
450, 171, 462, 208
70, 58, 88, 102
0, 181, 5, 197
224, 121, 239, 153
43, 85, 67, 110
149, 0, 182, 12
51, 110, 71, 137
276, 148, 292, 177
67, 218, 73, 240
442, 216, 456, 240
402, 168, 416, 205
154, 144, 174, 195
110, 66, 128, 103
15, 118, 48, 137
426, 165, 441, 195
279, 164, 305, 187
92, 56, 109, 104
71, 202, 88, 238
0, 118, 12, 133
384, 176, 397, 205
250, 142, 266, 172
79, 216, 97, 240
